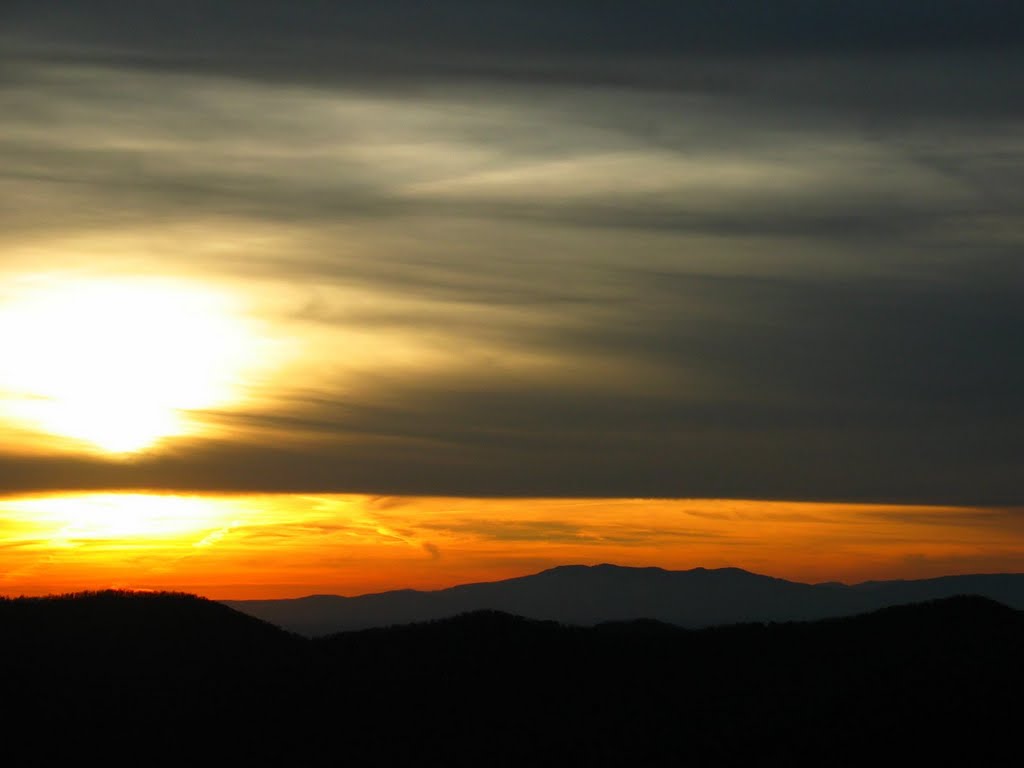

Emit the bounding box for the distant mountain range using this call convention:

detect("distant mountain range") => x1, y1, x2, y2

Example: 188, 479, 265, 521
223, 563, 1024, 636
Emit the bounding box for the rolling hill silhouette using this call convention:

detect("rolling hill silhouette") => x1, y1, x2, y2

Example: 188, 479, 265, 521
223, 563, 1024, 636
3, 589, 1022, 765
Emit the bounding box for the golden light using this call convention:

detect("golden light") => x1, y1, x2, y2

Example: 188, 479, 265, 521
4, 493, 234, 542
4, 493, 1024, 599
0, 276, 266, 453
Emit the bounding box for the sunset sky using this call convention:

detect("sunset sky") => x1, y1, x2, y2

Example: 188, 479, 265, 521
1, 1, 1022, 598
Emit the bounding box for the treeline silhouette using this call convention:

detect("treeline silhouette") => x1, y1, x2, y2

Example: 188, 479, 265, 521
3, 591, 1021, 766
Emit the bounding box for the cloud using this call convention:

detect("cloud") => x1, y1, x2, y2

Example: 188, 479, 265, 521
0, 2, 1020, 504
5, 3, 1022, 92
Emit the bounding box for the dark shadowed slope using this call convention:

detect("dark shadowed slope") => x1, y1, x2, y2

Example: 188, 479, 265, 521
2, 589, 303, 665
305, 596, 1024, 765
223, 563, 1024, 635
5, 591, 1022, 766
1, 591, 311, 766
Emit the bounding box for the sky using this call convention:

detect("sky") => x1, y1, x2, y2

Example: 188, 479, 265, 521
1, 1, 1022, 597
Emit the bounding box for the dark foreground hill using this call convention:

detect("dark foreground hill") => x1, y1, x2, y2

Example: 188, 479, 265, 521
224, 563, 1024, 635
3, 590, 1023, 766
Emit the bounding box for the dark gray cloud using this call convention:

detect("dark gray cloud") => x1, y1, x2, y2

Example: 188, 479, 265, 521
0, 2, 1021, 504
4, 1, 1023, 123
5, 2, 1021, 65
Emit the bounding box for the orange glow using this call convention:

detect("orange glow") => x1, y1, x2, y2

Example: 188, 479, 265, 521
2, 493, 1022, 599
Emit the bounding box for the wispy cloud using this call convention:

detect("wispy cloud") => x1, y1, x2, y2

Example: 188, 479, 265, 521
0, 2, 1020, 504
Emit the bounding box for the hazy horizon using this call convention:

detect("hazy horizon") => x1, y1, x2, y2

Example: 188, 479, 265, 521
1, 2, 1021, 597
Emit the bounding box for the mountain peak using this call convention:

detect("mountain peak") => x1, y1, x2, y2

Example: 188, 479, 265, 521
540, 563, 759, 577
540, 563, 668, 575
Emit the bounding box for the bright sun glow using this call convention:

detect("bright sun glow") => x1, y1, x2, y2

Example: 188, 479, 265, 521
0, 277, 264, 453
4, 493, 233, 541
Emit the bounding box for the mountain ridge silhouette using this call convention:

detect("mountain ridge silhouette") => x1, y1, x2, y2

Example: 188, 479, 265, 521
222, 563, 1024, 636
4, 588, 1022, 765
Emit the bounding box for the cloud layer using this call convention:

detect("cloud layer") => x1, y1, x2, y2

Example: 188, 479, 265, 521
0, 2, 1021, 503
